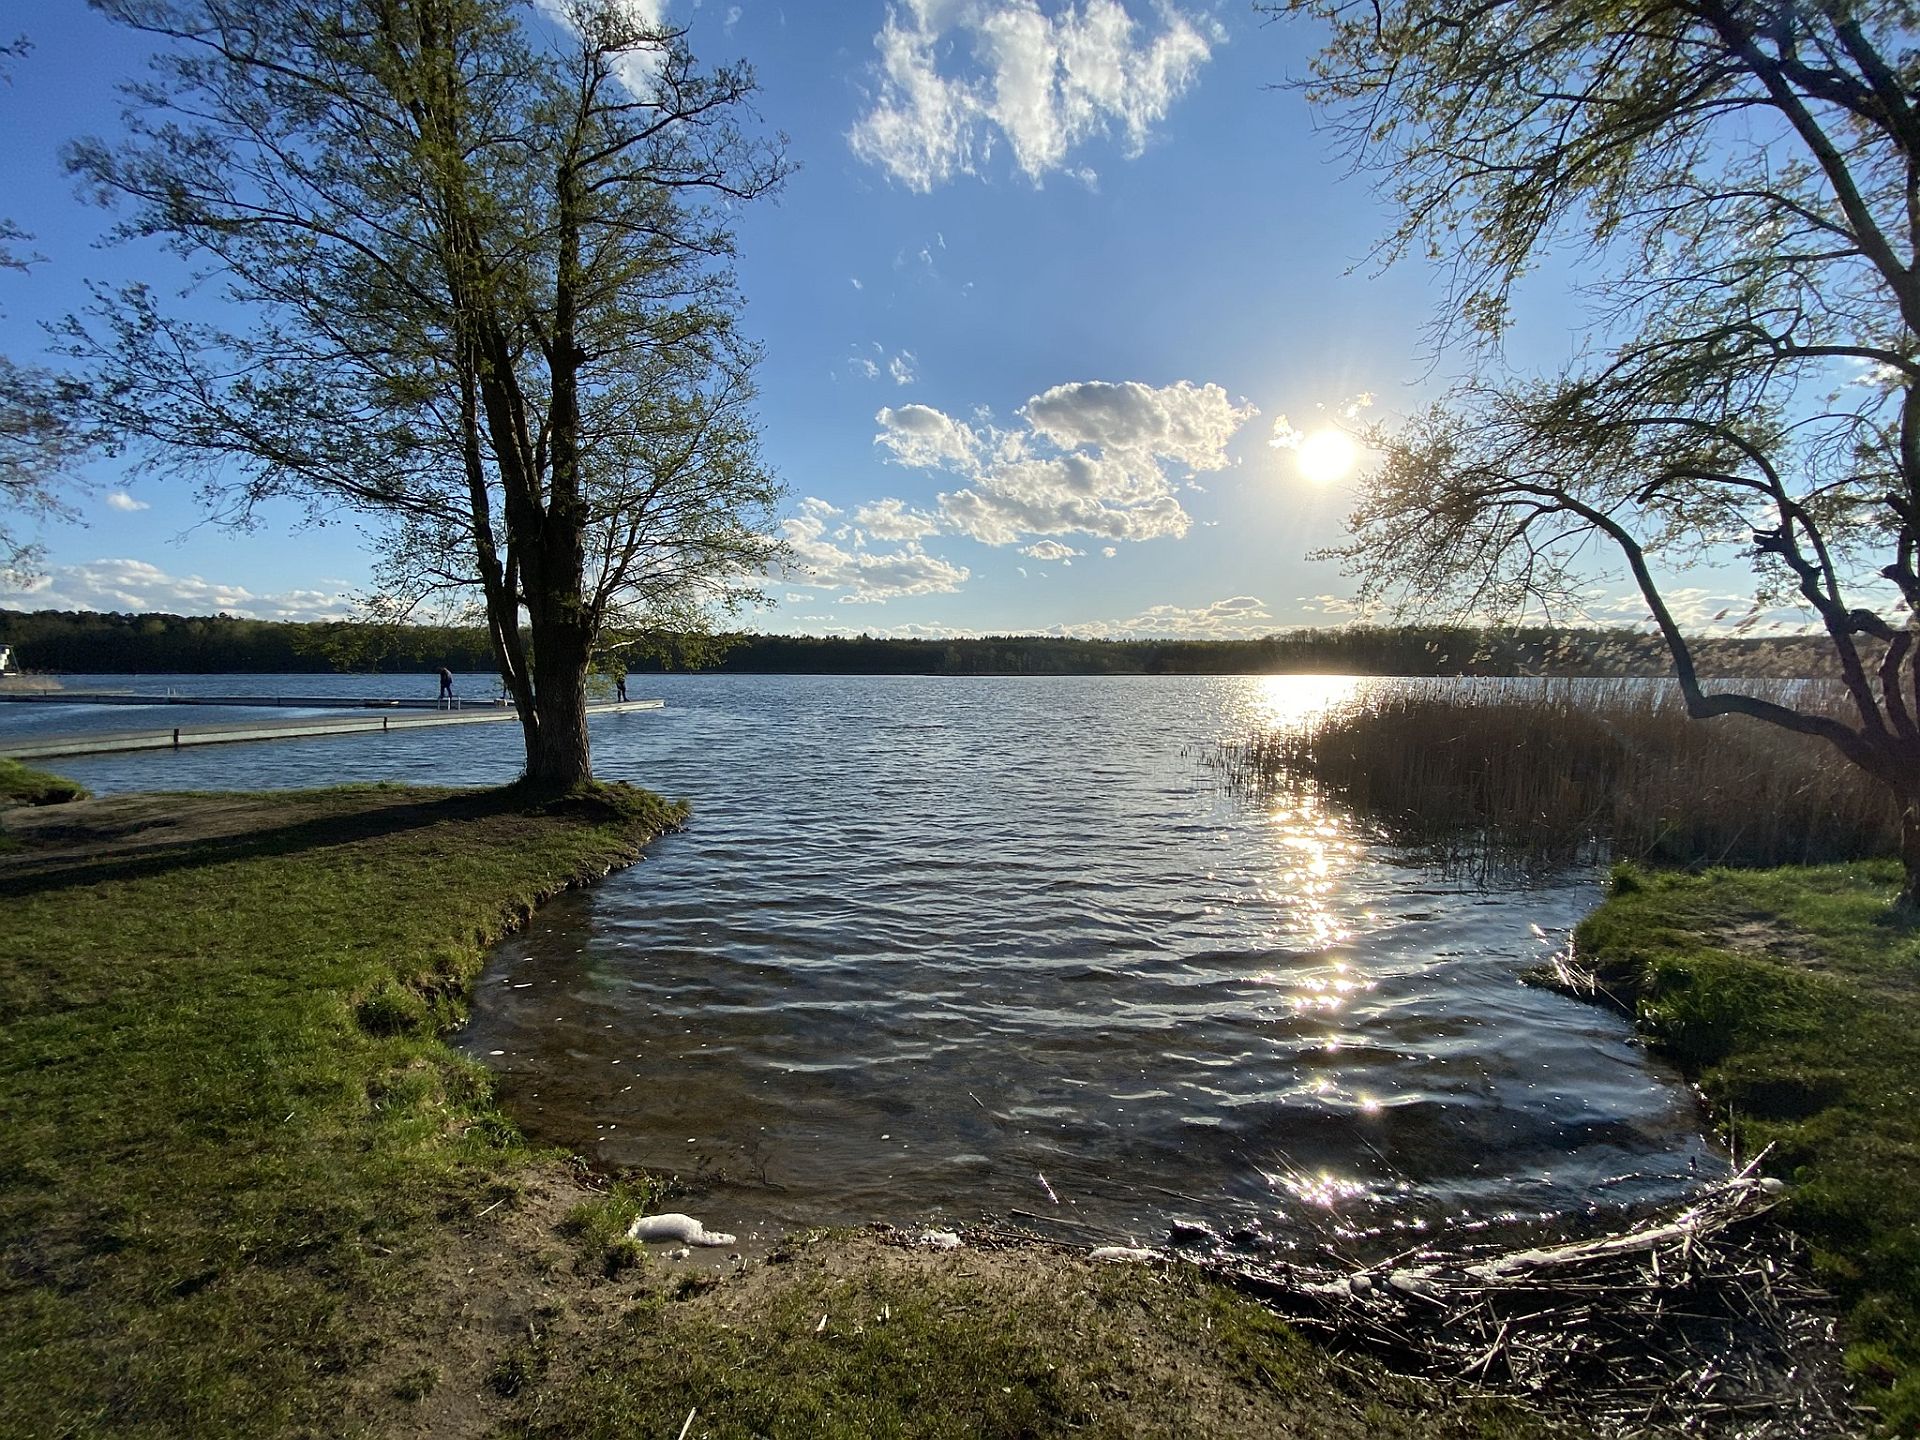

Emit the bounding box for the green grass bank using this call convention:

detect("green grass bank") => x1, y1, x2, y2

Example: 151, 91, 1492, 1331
1574, 861, 1920, 1430
0, 781, 684, 1438
1, 780, 1570, 1440
0, 758, 88, 809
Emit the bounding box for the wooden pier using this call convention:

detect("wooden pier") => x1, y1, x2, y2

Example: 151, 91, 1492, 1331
0, 698, 663, 761
0, 690, 512, 711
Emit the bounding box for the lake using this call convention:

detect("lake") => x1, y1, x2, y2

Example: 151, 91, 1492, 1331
7, 672, 1717, 1256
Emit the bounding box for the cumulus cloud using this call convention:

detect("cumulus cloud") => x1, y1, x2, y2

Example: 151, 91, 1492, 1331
854, 497, 944, 541
849, 0, 1219, 191
1026, 380, 1250, 470
875, 378, 1255, 548
0, 559, 354, 621
1050, 594, 1275, 639
781, 498, 970, 604
875, 403, 983, 469
104, 492, 149, 512
1019, 540, 1081, 562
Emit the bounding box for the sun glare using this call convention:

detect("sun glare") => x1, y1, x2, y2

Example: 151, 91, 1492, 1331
1295, 428, 1359, 485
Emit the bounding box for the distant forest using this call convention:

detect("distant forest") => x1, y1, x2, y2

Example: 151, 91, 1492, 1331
0, 608, 1841, 678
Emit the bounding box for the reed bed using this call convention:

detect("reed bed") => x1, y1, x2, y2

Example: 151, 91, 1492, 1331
1215, 679, 1899, 870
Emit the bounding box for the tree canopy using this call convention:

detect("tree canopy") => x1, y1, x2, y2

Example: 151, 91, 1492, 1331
69, 0, 785, 785
1283, 0, 1920, 898
1, 36, 93, 580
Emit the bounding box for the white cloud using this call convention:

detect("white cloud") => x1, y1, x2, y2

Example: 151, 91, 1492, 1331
780, 498, 970, 603
0, 559, 355, 621
1020, 540, 1081, 562
875, 403, 982, 469
854, 497, 944, 541
875, 378, 1255, 548
849, 0, 1219, 191
1024, 380, 1249, 471
851, 277, 865, 290
759, 616, 990, 640
1295, 592, 1379, 625
1101, 545, 1117, 558
1582, 586, 1823, 634
850, 344, 921, 386
1050, 594, 1275, 639
104, 492, 149, 512
534, 0, 670, 94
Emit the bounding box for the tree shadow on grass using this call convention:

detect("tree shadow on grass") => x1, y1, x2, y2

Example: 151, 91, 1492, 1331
0, 784, 581, 901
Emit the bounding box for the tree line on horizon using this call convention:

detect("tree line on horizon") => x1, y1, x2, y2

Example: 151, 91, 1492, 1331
0, 609, 1843, 679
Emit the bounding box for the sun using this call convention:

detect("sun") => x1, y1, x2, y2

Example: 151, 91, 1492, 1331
1295, 428, 1359, 485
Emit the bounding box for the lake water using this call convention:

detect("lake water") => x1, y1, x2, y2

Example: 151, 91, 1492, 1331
7, 672, 1717, 1256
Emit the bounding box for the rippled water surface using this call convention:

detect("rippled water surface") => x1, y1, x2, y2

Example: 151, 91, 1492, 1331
13, 672, 1716, 1253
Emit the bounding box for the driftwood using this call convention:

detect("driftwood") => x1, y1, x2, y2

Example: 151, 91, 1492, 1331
1210, 1163, 1864, 1438
881, 1159, 1864, 1435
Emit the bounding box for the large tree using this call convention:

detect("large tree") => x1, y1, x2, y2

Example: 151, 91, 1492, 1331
1281, 0, 1920, 904
69, 0, 784, 786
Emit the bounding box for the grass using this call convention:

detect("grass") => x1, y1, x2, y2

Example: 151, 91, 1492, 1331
504, 1233, 1562, 1440
0, 779, 686, 1440
0, 758, 88, 808
1219, 679, 1896, 870
1574, 861, 1920, 1432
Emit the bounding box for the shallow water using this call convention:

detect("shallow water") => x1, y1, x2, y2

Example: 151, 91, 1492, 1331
13, 672, 1717, 1255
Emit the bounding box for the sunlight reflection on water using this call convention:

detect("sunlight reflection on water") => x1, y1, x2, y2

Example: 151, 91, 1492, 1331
21, 673, 1721, 1257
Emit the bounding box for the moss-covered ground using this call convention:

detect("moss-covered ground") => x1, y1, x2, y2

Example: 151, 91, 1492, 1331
1576, 860, 1920, 1431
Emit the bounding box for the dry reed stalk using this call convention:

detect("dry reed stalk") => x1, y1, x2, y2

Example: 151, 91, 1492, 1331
1216, 680, 1898, 871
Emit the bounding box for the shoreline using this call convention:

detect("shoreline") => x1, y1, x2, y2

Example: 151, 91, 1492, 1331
0, 782, 1875, 1437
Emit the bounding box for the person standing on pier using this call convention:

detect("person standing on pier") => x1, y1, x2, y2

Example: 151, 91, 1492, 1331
438, 667, 454, 706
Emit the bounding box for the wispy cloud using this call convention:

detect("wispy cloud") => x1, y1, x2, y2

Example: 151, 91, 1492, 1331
780, 498, 970, 603
849, 0, 1220, 191
1051, 594, 1274, 639
0, 559, 354, 621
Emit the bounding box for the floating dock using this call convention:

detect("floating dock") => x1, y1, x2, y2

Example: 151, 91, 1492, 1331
0, 698, 663, 761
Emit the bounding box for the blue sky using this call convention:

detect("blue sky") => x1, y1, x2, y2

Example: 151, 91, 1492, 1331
0, 0, 1745, 638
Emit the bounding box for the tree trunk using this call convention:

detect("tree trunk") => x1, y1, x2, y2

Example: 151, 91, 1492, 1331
518, 572, 591, 794
521, 603, 594, 791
